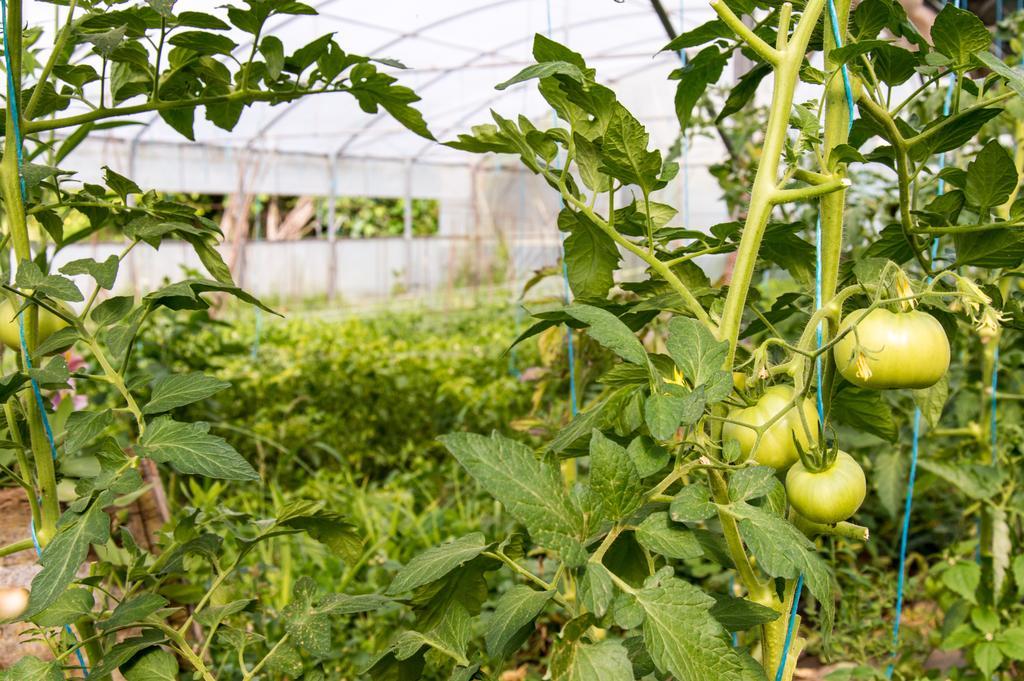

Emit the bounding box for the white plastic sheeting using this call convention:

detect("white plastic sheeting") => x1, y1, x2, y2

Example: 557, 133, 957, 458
30, 0, 726, 190
27, 0, 737, 297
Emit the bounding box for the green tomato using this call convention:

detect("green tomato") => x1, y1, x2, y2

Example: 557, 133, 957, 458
832, 307, 949, 390
722, 385, 818, 469
785, 451, 866, 524
0, 299, 68, 352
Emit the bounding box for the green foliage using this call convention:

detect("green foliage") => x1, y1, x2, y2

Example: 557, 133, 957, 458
139, 305, 535, 477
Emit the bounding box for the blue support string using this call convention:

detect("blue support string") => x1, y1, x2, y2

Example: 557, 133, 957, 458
990, 345, 999, 464
886, 4, 960, 676
775, 3, 855, 678
2, 0, 89, 674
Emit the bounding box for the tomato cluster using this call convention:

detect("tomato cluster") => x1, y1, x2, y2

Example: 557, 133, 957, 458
725, 305, 949, 525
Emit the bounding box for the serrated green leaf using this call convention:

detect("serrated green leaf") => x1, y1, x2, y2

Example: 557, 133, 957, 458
727, 466, 777, 502
549, 639, 634, 681
666, 316, 731, 403
143, 372, 231, 414
670, 483, 715, 523
91, 295, 134, 327
831, 385, 898, 442
29, 587, 93, 627
635, 572, 764, 681
626, 436, 669, 478
919, 459, 1004, 501
387, 533, 489, 595
635, 512, 704, 560
0, 656, 62, 681
25, 492, 114, 617
588, 430, 643, 521
440, 432, 585, 565
122, 647, 178, 681
965, 140, 1018, 216
912, 374, 948, 429
931, 4, 991, 66
15, 261, 83, 302
598, 104, 664, 193
709, 595, 780, 632
562, 211, 620, 302
485, 585, 553, 659
873, 450, 904, 518
140, 416, 258, 481
579, 562, 615, 618
730, 501, 834, 641
64, 409, 113, 454
645, 384, 704, 440
59, 255, 119, 290
100, 593, 168, 630
564, 303, 646, 365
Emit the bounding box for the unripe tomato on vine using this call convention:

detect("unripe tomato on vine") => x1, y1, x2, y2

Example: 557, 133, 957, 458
0, 587, 29, 620
786, 450, 866, 524
0, 299, 68, 352
832, 307, 949, 390
722, 385, 818, 469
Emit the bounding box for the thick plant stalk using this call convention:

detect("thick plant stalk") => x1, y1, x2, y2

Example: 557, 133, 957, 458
709, 2, 829, 677
713, 0, 828, 362
819, 0, 852, 312
1, 0, 60, 545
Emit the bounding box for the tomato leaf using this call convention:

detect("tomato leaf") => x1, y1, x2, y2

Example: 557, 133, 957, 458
386, 533, 489, 596
634, 570, 764, 681
439, 432, 586, 566
588, 430, 643, 521
485, 585, 554, 659
140, 417, 259, 481
548, 639, 633, 681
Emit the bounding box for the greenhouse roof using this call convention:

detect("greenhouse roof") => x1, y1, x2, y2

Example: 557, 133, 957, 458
30, 0, 713, 187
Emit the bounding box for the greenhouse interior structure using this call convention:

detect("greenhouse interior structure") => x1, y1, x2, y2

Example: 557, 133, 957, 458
0, 0, 1023, 680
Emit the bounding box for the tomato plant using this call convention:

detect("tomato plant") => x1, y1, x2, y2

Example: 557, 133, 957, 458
368, 1, 1021, 680
0, 1, 432, 678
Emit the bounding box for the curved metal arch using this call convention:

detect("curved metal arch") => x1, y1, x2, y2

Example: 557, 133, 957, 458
248, 0, 532, 156
128, 0, 345, 174
331, 3, 659, 160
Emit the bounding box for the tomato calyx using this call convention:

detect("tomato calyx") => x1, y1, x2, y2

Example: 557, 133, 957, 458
791, 426, 838, 474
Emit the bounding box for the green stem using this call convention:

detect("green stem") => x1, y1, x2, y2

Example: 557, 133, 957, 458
25, 87, 347, 134
73, 618, 107, 681
242, 634, 290, 681
715, 0, 826, 360
3, 401, 40, 529
1, 0, 60, 546
86, 338, 145, 433
553, 176, 713, 327
0, 538, 33, 557
158, 623, 217, 681
152, 18, 166, 102
24, 0, 79, 120
817, 0, 852, 407
708, 470, 773, 602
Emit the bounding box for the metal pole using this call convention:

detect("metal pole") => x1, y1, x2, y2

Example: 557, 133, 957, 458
326, 153, 339, 301
403, 159, 414, 291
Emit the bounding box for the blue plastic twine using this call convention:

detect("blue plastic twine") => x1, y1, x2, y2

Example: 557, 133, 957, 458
886, 3, 961, 676
775, 3, 856, 678
545, 0, 578, 416
1, 0, 89, 675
